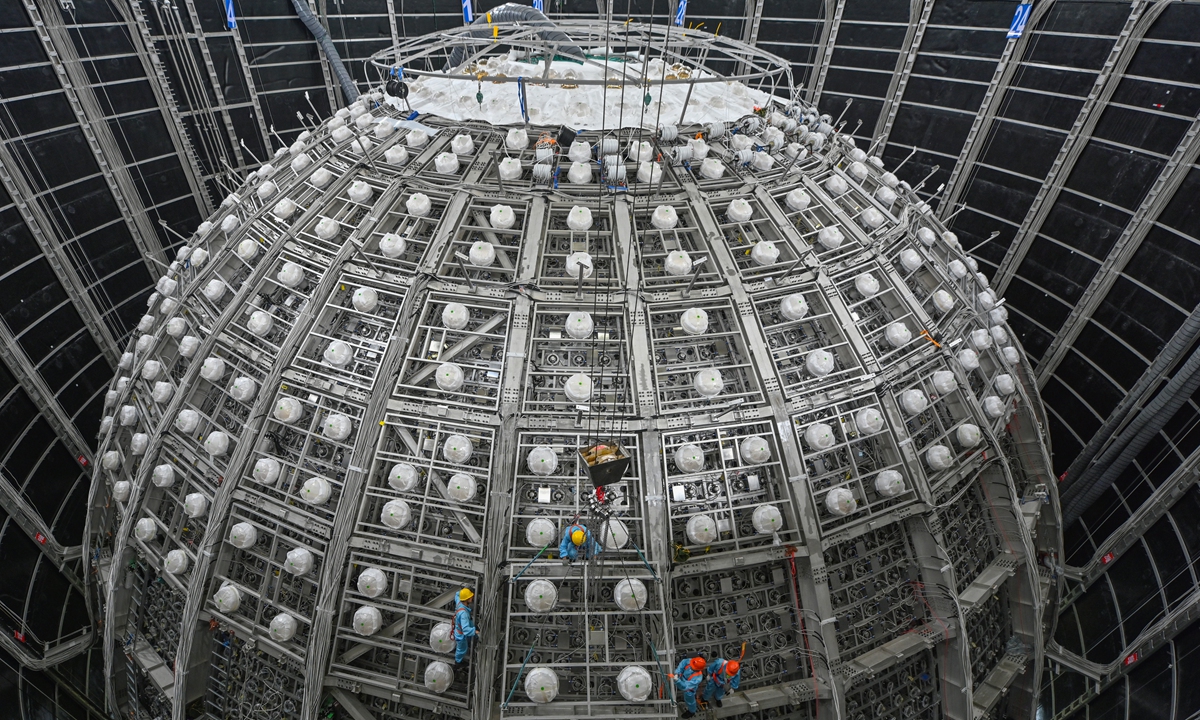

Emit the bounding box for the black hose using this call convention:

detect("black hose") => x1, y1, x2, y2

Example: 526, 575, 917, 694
445, 2, 585, 71
290, 0, 360, 105
1062, 302, 1200, 492
1062, 341, 1200, 525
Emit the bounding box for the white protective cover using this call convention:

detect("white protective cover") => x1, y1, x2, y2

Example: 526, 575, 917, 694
112, 480, 131, 502
900, 389, 929, 415
524, 579, 558, 612
140, 359, 161, 380
353, 605, 383, 636
134, 517, 156, 541
875, 470, 905, 497
651, 205, 678, 229
322, 413, 353, 441
984, 396, 1006, 418
300, 476, 332, 505
526, 518, 557, 547
932, 370, 957, 394
740, 435, 772, 463
856, 408, 885, 435
806, 349, 835, 376
315, 217, 339, 240
991, 325, 1009, 345
489, 204, 516, 229
564, 251, 592, 278
230, 377, 256, 402
164, 549, 189, 575
637, 161, 663, 184
996, 374, 1016, 395
213, 584, 241, 613
183, 492, 208, 518
804, 422, 836, 450
527, 446, 557, 476
388, 463, 420, 492
674, 443, 705, 473
451, 134, 474, 154
752, 504, 784, 534
406, 193, 432, 216
780, 294, 808, 320
425, 661, 454, 694
273, 198, 297, 221
434, 152, 460, 174
685, 514, 718, 544
899, 249, 922, 271
204, 431, 229, 456
817, 226, 843, 250
1003, 346, 1020, 365
442, 302, 470, 329
447, 473, 477, 502
958, 349, 980, 371
151, 382, 173, 404
855, 273, 880, 297
824, 174, 848, 196
203, 280, 225, 302
380, 499, 412, 529
679, 307, 709, 336
436, 363, 465, 392
926, 445, 953, 470
699, 157, 724, 179
618, 666, 653, 702
600, 518, 629, 549
885, 322, 912, 347
567, 205, 593, 231
567, 161, 592, 183
324, 340, 354, 367
228, 522, 258, 549
166, 317, 188, 337
379, 233, 406, 258
269, 613, 297, 642
443, 434, 473, 463
932, 290, 956, 313
284, 547, 314, 574
175, 408, 199, 433
751, 241, 779, 266
253, 458, 281, 485
507, 128, 529, 150
274, 396, 303, 423
786, 188, 811, 211
358, 567, 388, 598
563, 373, 592, 403
970, 328, 993, 350
430, 621, 454, 653
247, 310, 273, 336
957, 423, 982, 448
664, 249, 692, 276
825, 487, 857, 516
178, 336, 200, 357
352, 287, 378, 313
614, 578, 648, 611
693, 368, 724, 397
200, 356, 226, 381
565, 311, 593, 339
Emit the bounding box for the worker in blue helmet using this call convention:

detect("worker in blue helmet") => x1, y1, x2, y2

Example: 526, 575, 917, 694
452, 587, 475, 663
558, 522, 601, 563
672, 656, 707, 718
703, 658, 742, 707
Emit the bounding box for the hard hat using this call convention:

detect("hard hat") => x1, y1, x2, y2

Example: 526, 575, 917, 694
571, 529, 586, 546
725, 660, 740, 675
689, 657, 707, 671
459, 588, 474, 602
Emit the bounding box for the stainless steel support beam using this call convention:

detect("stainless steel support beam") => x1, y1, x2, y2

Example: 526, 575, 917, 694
872, 0, 934, 149
991, 1, 1166, 294
1060, 447, 1200, 606
225, 26, 273, 155
0, 627, 92, 671
0, 143, 121, 366
110, 0, 213, 215
1035, 114, 1200, 387
939, 0, 1058, 223
1047, 586, 1200, 720
0, 321, 92, 465
27, 0, 170, 280
808, 0, 846, 107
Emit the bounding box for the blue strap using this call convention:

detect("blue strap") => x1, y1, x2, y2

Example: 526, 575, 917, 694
511, 540, 552, 583
502, 643, 535, 708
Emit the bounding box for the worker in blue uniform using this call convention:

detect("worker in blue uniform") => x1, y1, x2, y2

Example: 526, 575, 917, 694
703, 658, 742, 708
672, 656, 706, 718
453, 587, 475, 663
558, 522, 602, 563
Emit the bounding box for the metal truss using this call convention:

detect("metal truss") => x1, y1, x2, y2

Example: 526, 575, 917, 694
938, 0, 1058, 223
85, 20, 1058, 720
991, 0, 1168, 295
0, 141, 121, 365
1034, 114, 1200, 388
808, 0, 846, 107
24, 0, 169, 278
871, 0, 934, 150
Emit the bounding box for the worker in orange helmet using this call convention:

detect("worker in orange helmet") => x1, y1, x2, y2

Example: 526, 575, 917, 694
703, 657, 742, 708
671, 656, 706, 718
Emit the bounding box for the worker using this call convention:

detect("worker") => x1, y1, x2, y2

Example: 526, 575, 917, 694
672, 656, 706, 718
453, 587, 475, 663
559, 522, 602, 563
703, 658, 742, 708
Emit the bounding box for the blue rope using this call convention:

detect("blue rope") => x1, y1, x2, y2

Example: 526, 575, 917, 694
502, 642, 536, 708
629, 537, 658, 581
510, 540, 552, 583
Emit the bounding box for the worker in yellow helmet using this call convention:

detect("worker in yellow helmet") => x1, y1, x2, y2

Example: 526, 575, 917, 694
558, 521, 601, 564
453, 587, 475, 663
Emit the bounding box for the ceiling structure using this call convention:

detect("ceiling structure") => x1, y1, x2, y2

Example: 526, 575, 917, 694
0, 1, 1198, 719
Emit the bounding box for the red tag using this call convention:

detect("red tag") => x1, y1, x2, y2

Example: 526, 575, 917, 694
34, 532, 46, 545
1100, 552, 1116, 565
1124, 652, 1139, 666
13, 630, 25, 642
77, 454, 89, 467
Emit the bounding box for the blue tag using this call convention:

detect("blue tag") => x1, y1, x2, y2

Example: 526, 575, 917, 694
533, 0, 544, 10
1008, 3, 1031, 39
674, 0, 687, 27
462, 0, 473, 24
225, 0, 236, 29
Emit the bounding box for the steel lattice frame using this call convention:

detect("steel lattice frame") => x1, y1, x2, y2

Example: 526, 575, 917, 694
86, 21, 1060, 720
